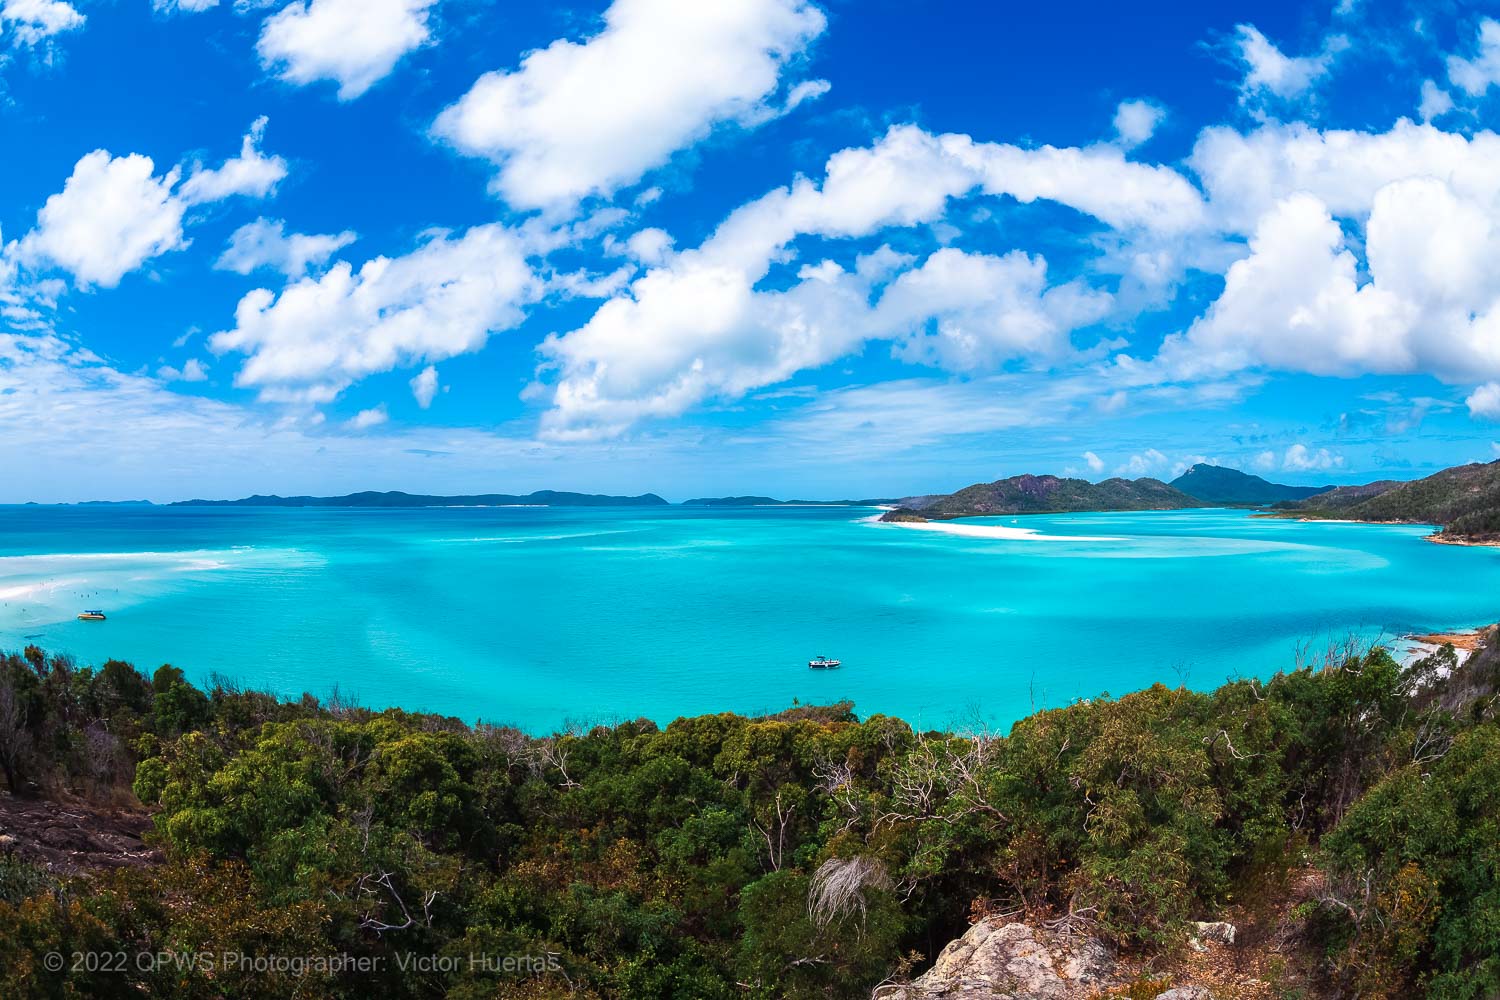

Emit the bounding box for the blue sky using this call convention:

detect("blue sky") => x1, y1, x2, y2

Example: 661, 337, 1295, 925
2, 0, 1500, 502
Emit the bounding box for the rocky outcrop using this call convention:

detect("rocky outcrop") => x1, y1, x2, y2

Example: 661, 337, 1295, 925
873, 918, 1217, 1000
872, 920, 1113, 999
0, 793, 157, 873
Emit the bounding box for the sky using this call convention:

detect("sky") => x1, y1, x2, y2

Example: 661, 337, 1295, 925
2, 0, 1500, 502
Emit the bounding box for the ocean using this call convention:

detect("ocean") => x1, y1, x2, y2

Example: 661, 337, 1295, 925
1, 504, 1496, 733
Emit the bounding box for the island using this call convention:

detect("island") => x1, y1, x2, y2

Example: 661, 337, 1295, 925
680, 496, 897, 507
879, 473, 1198, 521
1167, 463, 1332, 505
1273, 458, 1500, 545
171, 489, 670, 508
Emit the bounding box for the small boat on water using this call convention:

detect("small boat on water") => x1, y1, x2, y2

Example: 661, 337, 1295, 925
77, 610, 107, 621
808, 655, 841, 669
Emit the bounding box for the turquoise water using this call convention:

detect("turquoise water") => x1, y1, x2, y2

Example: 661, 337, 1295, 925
1, 505, 1497, 733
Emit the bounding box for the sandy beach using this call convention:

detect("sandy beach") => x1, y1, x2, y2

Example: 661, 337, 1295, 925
868, 514, 1123, 542
1397, 623, 1496, 669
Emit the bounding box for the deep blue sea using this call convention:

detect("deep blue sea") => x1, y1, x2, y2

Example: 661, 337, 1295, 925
1, 504, 1497, 733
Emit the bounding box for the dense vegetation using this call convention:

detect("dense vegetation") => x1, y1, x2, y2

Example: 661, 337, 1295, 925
883, 474, 1197, 521
1, 635, 1497, 999
1284, 459, 1500, 542
1167, 464, 1330, 505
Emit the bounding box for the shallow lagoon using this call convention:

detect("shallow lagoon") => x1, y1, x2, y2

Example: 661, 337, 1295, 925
1, 504, 1496, 732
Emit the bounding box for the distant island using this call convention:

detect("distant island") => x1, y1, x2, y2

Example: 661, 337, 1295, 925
880, 473, 1197, 521
680, 496, 896, 507
1275, 459, 1500, 545
172, 489, 669, 508
1168, 463, 1331, 505
875, 459, 1500, 547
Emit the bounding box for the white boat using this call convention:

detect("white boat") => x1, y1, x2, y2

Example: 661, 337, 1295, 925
808, 655, 841, 669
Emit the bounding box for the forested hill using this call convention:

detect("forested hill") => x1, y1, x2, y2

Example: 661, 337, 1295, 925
172, 489, 670, 508
881, 474, 1198, 520
2, 632, 1498, 998
1168, 463, 1331, 504
1282, 459, 1500, 542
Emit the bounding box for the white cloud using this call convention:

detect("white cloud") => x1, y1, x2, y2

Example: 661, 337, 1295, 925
533, 123, 1201, 438
347, 405, 387, 429
11, 121, 285, 289
16, 152, 188, 289
1190, 120, 1500, 233
178, 117, 288, 203
1083, 450, 1104, 473
1280, 443, 1343, 471
1447, 18, 1500, 97
1253, 450, 1277, 471
152, 0, 219, 13
783, 77, 831, 112
432, 0, 827, 210
1157, 194, 1414, 380
1113, 99, 1165, 149
623, 227, 673, 265
1418, 79, 1454, 122
1469, 382, 1500, 420
1115, 448, 1169, 477
257, 0, 435, 100
881, 248, 1112, 371
2, 0, 84, 46
1233, 24, 1346, 103
0, 330, 646, 503
216, 218, 356, 277
210, 224, 537, 402
410, 365, 438, 408
1139, 121, 1500, 390
157, 358, 209, 382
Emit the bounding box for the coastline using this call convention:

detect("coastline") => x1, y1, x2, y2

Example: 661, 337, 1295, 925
1425, 533, 1500, 549
867, 513, 1123, 542
1396, 622, 1497, 669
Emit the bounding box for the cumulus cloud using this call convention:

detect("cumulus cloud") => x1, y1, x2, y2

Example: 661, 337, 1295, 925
1083, 451, 1104, 473
1134, 121, 1500, 391
1233, 24, 1346, 103
532, 123, 1205, 438
2, 0, 84, 47
1115, 448, 1169, 477
1280, 443, 1343, 471
210, 224, 538, 402
215, 218, 356, 277
1447, 18, 1500, 97
258, 0, 435, 100
432, 0, 828, 210
15, 152, 188, 289
1418, 79, 1454, 122
882, 248, 1112, 371
1469, 382, 1500, 420
410, 365, 439, 408
1113, 99, 1165, 149
178, 117, 288, 203
157, 358, 209, 382
12, 121, 286, 289
347, 405, 387, 429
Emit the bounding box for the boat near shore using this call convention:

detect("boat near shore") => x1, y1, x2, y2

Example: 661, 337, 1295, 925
808, 655, 841, 669
77, 610, 107, 621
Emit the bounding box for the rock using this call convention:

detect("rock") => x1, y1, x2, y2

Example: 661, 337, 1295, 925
873, 919, 1115, 999
1188, 920, 1236, 951
1154, 988, 1212, 1000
